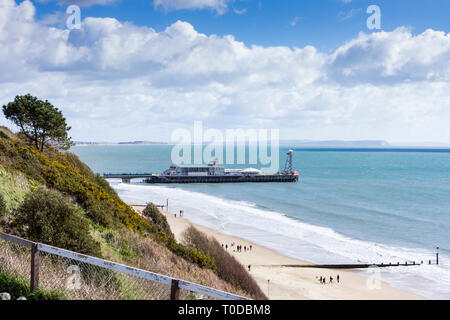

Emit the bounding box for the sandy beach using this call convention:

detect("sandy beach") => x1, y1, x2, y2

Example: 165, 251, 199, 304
131, 204, 425, 300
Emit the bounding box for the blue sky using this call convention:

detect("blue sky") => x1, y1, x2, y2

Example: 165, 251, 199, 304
34, 0, 450, 51
1, 0, 450, 144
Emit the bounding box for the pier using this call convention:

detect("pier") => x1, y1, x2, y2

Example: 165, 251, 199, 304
101, 150, 299, 184
102, 173, 299, 184
102, 173, 154, 183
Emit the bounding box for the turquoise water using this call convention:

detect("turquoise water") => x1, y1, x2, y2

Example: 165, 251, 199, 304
72, 145, 450, 299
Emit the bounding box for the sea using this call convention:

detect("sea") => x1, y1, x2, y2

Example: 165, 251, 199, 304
71, 145, 450, 299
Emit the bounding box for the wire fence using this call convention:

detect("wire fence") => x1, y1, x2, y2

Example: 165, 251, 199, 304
0, 237, 31, 282
0, 232, 249, 300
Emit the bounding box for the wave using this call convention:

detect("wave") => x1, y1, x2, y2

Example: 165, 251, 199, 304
111, 181, 450, 299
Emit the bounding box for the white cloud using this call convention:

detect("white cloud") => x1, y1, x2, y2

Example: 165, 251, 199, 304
290, 16, 300, 27
39, 0, 233, 12
1, 0, 450, 143
35, 0, 118, 7
39, 10, 66, 26
337, 8, 361, 21
329, 27, 450, 84
153, 0, 230, 14
233, 7, 246, 15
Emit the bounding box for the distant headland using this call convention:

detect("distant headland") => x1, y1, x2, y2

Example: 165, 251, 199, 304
74, 140, 168, 146
279, 140, 390, 147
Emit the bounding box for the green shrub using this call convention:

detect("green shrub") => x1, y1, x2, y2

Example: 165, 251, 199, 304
142, 203, 174, 240
94, 173, 117, 195
167, 237, 216, 270
0, 270, 65, 300
63, 152, 95, 179
0, 193, 6, 216
12, 188, 101, 257
0, 136, 152, 233
187, 247, 216, 269
84, 193, 115, 227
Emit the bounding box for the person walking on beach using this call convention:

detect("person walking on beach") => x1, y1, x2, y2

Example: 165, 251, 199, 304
330, 276, 333, 284
250, 245, 252, 251
319, 276, 323, 284
248, 264, 251, 272
337, 275, 340, 283
225, 244, 228, 250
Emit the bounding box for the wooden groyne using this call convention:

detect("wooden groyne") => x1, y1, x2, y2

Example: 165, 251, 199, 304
276, 247, 441, 269
259, 259, 439, 269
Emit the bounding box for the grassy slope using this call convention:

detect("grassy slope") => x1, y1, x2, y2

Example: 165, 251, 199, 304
0, 166, 34, 211
0, 126, 257, 299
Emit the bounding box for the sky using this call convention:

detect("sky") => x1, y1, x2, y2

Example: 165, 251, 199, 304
1, 0, 450, 144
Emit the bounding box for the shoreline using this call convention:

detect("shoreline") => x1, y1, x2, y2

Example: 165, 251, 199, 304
130, 204, 425, 300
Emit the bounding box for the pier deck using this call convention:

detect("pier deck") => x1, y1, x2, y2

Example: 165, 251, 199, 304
102, 173, 299, 184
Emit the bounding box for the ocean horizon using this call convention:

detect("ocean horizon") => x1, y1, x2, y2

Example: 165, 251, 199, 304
72, 145, 450, 299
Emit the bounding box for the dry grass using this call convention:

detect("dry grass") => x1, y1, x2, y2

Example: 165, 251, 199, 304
112, 231, 251, 298
0, 126, 18, 141
0, 232, 252, 300
0, 239, 121, 299
182, 226, 267, 299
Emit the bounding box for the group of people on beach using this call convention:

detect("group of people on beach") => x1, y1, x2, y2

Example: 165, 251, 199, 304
318, 275, 340, 284
236, 244, 252, 252
220, 242, 253, 272
222, 242, 252, 253
174, 209, 184, 218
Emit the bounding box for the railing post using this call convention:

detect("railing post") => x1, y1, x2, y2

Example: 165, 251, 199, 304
30, 243, 40, 292
170, 279, 180, 300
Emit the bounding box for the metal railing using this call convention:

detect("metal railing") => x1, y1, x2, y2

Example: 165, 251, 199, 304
0, 232, 249, 300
